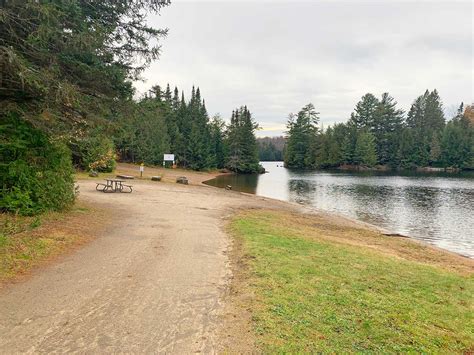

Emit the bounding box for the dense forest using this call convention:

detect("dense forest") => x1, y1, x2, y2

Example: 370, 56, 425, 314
115, 84, 260, 173
0, 1, 260, 215
285, 93, 474, 171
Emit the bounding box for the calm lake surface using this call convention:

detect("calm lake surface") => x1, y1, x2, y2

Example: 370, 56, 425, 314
205, 161, 474, 258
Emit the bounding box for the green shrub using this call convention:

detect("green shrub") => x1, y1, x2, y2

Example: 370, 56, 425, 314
0, 113, 76, 215
74, 133, 116, 172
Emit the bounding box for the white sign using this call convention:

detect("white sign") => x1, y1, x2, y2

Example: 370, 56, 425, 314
163, 154, 175, 161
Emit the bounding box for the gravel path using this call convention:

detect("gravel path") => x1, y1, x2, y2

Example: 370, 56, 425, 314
0, 179, 279, 353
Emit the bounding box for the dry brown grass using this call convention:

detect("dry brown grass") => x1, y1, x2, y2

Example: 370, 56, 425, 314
0, 201, 112, 287
218, 224, 258, 354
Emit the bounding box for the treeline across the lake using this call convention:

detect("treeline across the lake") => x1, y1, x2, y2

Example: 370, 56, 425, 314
1, 1, 260, 215
285, 92, 474, 170
117, 84, 261, 174
257, 136, 285, 161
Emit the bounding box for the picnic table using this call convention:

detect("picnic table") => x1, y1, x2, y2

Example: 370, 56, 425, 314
96, 178, 132, 193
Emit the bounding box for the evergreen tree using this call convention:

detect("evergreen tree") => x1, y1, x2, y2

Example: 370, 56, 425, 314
340, 134, 354, 165
118, 96, 170, 165
372, 93, 404, 166
172, 87, 180, 111
397, 128, 418, 169
209, 115, 227, 169
354, 131, 378, 167
425, 90, 445, 133
349, 93, 379, 129
440, 105, 473, 169
284, 103, 319, 168
406, 89, 446, 167
315, 131, 329, 167
175, 91, 190, 167
186, 87, 211, 170
406, 93, 427, 130
164, 83, 172, 104
226, 106, 261, 173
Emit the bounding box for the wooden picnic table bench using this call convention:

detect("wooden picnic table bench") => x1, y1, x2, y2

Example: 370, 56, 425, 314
96, 178, 132, 193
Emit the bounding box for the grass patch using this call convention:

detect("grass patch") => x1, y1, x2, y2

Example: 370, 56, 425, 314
74, 171, 115, 180
230, 210, 474, 353
0, 203, 105, 284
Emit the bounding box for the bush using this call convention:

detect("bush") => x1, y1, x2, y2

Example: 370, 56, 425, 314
0, 113, 76, 215
75, 133, 116, 172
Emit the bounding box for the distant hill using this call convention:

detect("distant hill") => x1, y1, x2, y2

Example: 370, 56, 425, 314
257, 136, 286, 161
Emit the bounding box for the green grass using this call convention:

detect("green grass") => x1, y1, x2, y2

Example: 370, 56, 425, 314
230, 211, 474, 353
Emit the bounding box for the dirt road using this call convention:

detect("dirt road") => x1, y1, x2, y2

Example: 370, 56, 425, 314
0, 178, 291, 353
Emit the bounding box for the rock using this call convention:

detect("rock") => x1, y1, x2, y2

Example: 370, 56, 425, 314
151, 176, 162, 181
116, 174, 134, 179
416, 166, 445, 172
225, 185, 232, 190
382, 232, 409, 238
89, 170, 99, 177
176, 176, 188, 185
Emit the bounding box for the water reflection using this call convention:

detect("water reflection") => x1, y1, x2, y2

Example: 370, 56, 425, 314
204, 162, 474, 257
288, 180, 315, 205
205, 173, 258, 194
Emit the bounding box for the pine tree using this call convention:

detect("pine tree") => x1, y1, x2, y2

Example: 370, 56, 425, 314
406, 93, 427, 130
284, 103, 319, 168
440, 105, 473, 169
226, 106, 261, 173
372, 93, 404, 166
209, 115, 226, 169
175, 91, 190, 167
396, 128, 417, 169
185, 87, 212, 170
349, 93, 379, 129
164, 83, 172, 104
341, 135, 354, 165
354, 130, 378, 167
172, 87, 180, 111
425, 90, 445, 133
406, 89, 445, 167
163, 86, 180, 157
150, 85, 163, 101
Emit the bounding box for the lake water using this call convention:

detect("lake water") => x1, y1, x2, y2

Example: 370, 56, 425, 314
205, 161, 474, 258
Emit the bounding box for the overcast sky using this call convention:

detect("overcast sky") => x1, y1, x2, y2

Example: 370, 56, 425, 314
134, 0, 473, 137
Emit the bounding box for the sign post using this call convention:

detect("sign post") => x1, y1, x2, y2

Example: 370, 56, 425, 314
163, 154, 175, 168
139, 163, 144, 178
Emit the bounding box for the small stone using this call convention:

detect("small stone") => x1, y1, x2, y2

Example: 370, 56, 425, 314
151, 176, 162, 181
176, 176, 188, 185
89, 170, 99, 177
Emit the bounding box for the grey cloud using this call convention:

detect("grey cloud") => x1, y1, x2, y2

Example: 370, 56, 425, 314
136, 1, 473, 136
